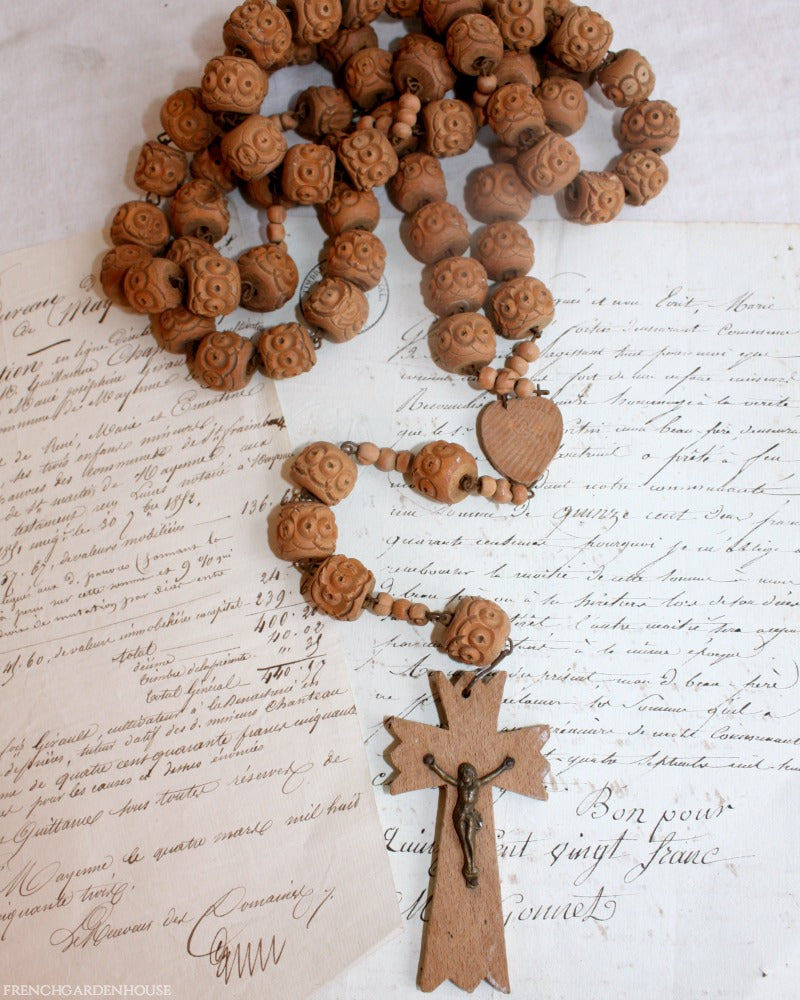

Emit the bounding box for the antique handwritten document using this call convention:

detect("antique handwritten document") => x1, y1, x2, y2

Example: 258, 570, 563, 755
0, 231, 399, 996
1, 220, 798, 1000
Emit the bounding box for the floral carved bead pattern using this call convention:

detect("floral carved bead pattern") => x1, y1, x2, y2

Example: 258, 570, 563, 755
221, 114, 288, 181
425, 256, 488, 317
392, 33, 455, 103
303, 555, 374, 620
564, 170, 625, 224
201, 55, 269, 114
290, 441, 358, 504
487, 83, 547, 149
421, 98, 476, 157
389, 153, 447, 215
514, 131, 580, 195
150, 306, 215, 354
100, 244, 153, 305
596, 49, 655, 108
409, 440, 478, 504
257, 322, 317, 379
615, 149, 668, 206
548, 4, 613, 73
475, 221, 534, 281
619, 100, 680, 154
493, 0, 547, 51
536, 76, 587, 136
343, 46, 395, 109
429, 312, 496, 375
492, 275, 555, 338
274, 501, 337, 560
110, 202, 170, 253
466, 163, 531, 223
160, 87, 220, 153
185, 255, 242, 317
442, 597, 511, 667
123, 258, 184, 315
281, 142, 336, 204
238, 243, 299, 311
407, 201, 470, 265
223, 0, 293, 70
281, 0, 344, 45
325, 229, 386, 290
337, 127, 399, 190
191, 331, 255, 391
134, 141, 188, 197
302, 277, 369, 341
169, 179, 230, 243
319, 181, 380, 236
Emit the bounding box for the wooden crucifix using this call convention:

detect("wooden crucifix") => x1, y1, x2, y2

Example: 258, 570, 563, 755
386, 670, 550, 994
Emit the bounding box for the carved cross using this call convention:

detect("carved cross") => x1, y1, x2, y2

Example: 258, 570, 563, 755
386, 670, 550, 994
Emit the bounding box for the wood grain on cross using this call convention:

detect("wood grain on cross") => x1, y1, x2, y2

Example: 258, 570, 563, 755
386, 670, 550, 994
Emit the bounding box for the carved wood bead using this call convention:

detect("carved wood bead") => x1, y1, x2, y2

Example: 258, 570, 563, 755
122, 258, 185, 315
619, 100, 680, 155
185, 254, 242, 317
167, 235, 222, 267
474, 221, 535, 281
544, 0, 572, 27
302, 555, 374, 621
281, 143, 336, 204
465, 163, 531, 223
407, 201, 470, 265
257, 322, 317, 378
160, 87, 220, 153
100, 244, 153, 306
395, 450, 413, 474
317, 23, 378, 72
238, 243, 299, 311
614, 149, 669, 206
302, 277, 369, 341
409, 441, 478, 504
392, 34, 455, 104
514, 339, 541, 362
291, 442, 358, 504
221, 114, 288, 181
421, 0, 481, 35
190, 141, 237, 193
389, 153, 447, 214
493, 0, 546, 51
170, 180, 230, 243
548, 4, 613, 73
421, 99, 476, 158
357, 442, 380, 465
341, 0, 386, 29
243, 174, 282, 209
442, 596, 511, 666
563, 170, 625, 223
337, 128, 399, 190
319, 181, 380, 236
110, 202, 170, 253
493, 478, 513, 503
275, 502, 338, 561
289, 39, 319, 65
536, 76, 587, 136
325, 229, 386, 290
150, 306, 215, 354
495, 50, 541, 89
369, 590, 393, 615
425, 256, 488, 316
343, 46, 395, 110
492, 276, 555, 338
294, 86, 353, 139
134, 141, 188, 197
446, 14, 503, 77
201, 55, 269, 115
429, 312, 496, 375
486, 83, 547, 149
377, 447, 397, 471
223, 0, 293, 70
280, 0, 343, 43
596, 49, 655, 108
190, 331, 256, 391
515, 130, 580, 195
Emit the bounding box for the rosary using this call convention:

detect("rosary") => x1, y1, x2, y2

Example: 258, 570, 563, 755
100, 0, 679, 990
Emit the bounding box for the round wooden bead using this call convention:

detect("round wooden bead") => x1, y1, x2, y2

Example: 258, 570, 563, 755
291, 442, 358, 504
506, 354, 528, 376
389, 153, 447, 214
238, 243, 299, 311
446, 14, 503, 77
110, 202, 170, 252
493, 479, 513, 503
408, 602, 429, 626
514, 339, 540, 362
337, 128, 399, 190
478, 475, 497, 498
167, 235, 223, 267
442, 596, 510, 667
619, 100, 680, 155
150, 306, 215, 353
421, 0, 481, 35
495, 50, 541, 88
257, 322, 317, 378
395, 450, 413, 474
281, 0, 343, 43
493, 0, 546, 51
425, 256, 488, 316
281, 142, 336, 204
465, 163, 531, 223
406, 201, 470, 265
302, 277, 369, 341
614, 149, 669, 206
486, 83, 547, 149
318, 23, 378, 72
392, 34, 455, 104
302, 555, 374, 621
160, 87, 220, 153
548, 4, 613, 73
474, 221, 535, 281
429, 312, 496, 375
596, 49, 655, 107
391, 597, 411, 620
295, 85, 353, 139
123, 258, 185, 315
515, 130, 580, 194
409, 441, 478, 504
134, 140, 188, 197
511, 483, 529, 505
370, 590, 393, 615
477, 366, 498, 391
223, 0, 293, 69
421, 99, 476, 158
325, 230, 386, 290
514, 377, 535, 397
319, 181, 380, 235
100, 244, 152, 306
494, 368, 517, 394
564, 170, 625, 223
191, 331, 256, 391
376, 447, 396, 471
536, 76, 587, 135
201, 55, 269, 115
275, 501, 337, 561
190, 141, 237, 193
356, 442, 380, 465
343, 47, 395, 110
492, 276, 555, 338
170, 180, 230, 243
221, 114, 288, 181
185, 254, 242, 317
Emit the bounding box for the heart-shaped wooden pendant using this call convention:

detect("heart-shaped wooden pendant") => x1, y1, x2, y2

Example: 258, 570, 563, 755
477, 396, 563, 486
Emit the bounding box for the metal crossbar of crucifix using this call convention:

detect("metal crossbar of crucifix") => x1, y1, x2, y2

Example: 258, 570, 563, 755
387, 670, 550, 993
